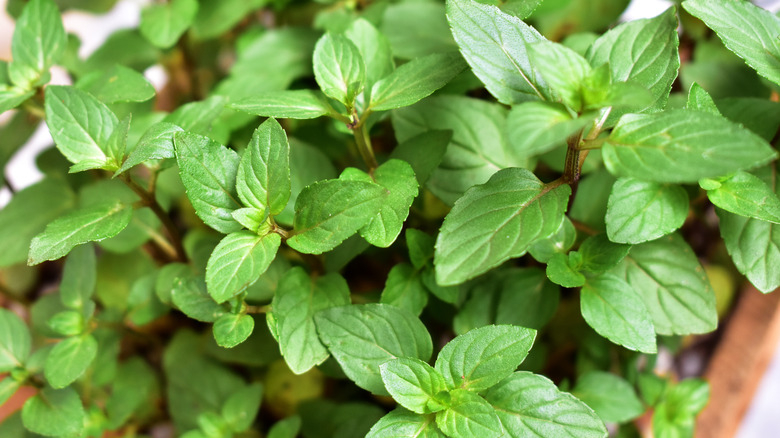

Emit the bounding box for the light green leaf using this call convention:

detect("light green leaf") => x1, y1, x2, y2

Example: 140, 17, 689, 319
367, 408, 445, 438
546, 253, 586, 288
76, 64, 156, 103
507, 102, 592, 157
191, 0, 266, 40
370, 52, 467, 111
237, 118, 291, 215
581, 273, 656, 353
104, 113, 131, 167
529, 217, 577, 263
276, 138, 338, 226
268, 415, 302, 438
435, 168, 570, 285
686, 82, 720, 115
446, 0, 550, 104
576, 234, 631, 274
603, 110, 777, 183
230, 90, 333, 120
435, 389, 502, 438
0, 377, 21, 407
231, 207, 266, 232
106, 358, 158, 428
206, 231, 281, 304
271, 267, 351, 374
213, 313, 255, 348
435, 324, 536, 392
116, 122, 183, 175
380, 358, 448, 414
164, 95, 226, 135
528, 40, 591, 110
382, 3, 456, 60
28, 200, 133, 265
314, 303, 433, 395
171, 275, 228, 322
0, 308, 31, 372
44, 85, 118, 167
683, 0, 780, 86
484, 372, 607, 438
313, 33, 365, 107
716, 97, 780, 142
44, 334, 98, 388
22, 387, 85, 437
704, 171, 780, 224
586, 6, 679, 112
140, 0, 199, 49
380, 264, 429, 317
221, 382, 263, 432
174, 131, 242, 234
571, 371, 644, 423
0, 86, 34, 113
652, 379, 710, 438
345, 18, 394, 88
606, 178, 689, 244
286, 179, 387, 254
8, 0, 65, 88
389, 130, 451, 187
609, 233, 717, 335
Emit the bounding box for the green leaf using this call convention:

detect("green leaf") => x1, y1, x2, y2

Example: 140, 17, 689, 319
206, 231, 281, 304
237, 118, 291, 216
276, 138, 338, 225
44, 334, 98, 388
0, 308, 31, 371
370, 52, 466, 111
507, 102, 592, 157
47, 310, 84, 336
105, 358, 158, 428
105, 113, 131, 167
22, 387, 85, 437
367, 408, 446, 438
527, 40, 591, 110
314, 303, 433, 395
230, 90, 334, 120
686, 82, 720, 115
0, 377, 21, 407
286, 179, 387, 254
268, 415, 302, 438
221, 382, 263, 432
571, 371, 644, 423
576, 234, 631, 274
174, 131, 242, 234
164, 95, 226, 135
44, 85, 119, 167
435, 389, 502, 438
435, 324, 536, 392
484, 372, 607, 438
716, 97, 780, 142
28, 200, 133, 265
603, 110, 777, 183
76, 64, 156, 103
313, 33, 365, 107
652, 379, 709, 438
116, 122, 183, 175
382, 3, 456, 60
581, 273, 656, 353
435, 168, 571, 285
546, 253, 586, 288
0, 86, 34, 113
271, 267, 350, 374
213, 313, 255, 348
381, 264, 429, 317
529, 217, 577, 263
345, 18, 394, 89
140, 0, 199, 49
446, 0, 550, 104
704, 171, 780, 224
606, 178, 689, 244
8, 0, 66, 88
389, 130, 451, 187
586, 6, 679, 112
380, 358, 448, 414
171, 276, 228, 323
609, 233, 717, 335
683, 0, 780, 86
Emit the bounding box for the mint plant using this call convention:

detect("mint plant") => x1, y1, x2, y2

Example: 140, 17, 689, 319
1, 0, 779, 436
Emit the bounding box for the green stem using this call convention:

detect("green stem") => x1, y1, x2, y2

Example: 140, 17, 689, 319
353, 123, 378, 171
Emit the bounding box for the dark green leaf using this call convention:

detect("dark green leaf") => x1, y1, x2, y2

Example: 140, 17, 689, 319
367, 408, 445, 438
571, 371, 644, 423
139, 0, 199, 49
313, 33, 365, 107
268, 415, 302, 438
221, 382, 263, 432
716, 97, 780, 142
22, 387, 85, 437
213, 313, 255, 348
381, 358, 448, 414
704, 170, 780, 224
381, 264, 429, 317
381, 3, 456, 60
44, 334, 98, 388
206, 231, 281, 304
230, 90, 333, 120
606, 178, 689, 244
389, 130, 451, 187
171, 276, 228, 323
237, 118, 291, 215
76, 64, 156, 103
106, 358, 158, 428
0, 308, 31, 372
345, 18, 394, 88
577, 234, 631, 273
435, 389, 502, 438
8, 0, 65, 88
507, 102, 592, 157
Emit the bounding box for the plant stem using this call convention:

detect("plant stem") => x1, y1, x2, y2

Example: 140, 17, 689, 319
353, 124, 378, 171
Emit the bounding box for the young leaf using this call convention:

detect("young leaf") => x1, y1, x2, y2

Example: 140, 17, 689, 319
105, 114, 131, 167
435, 389, 502, 438
171, 276, 228, 323
271, 267, 351, 374
484, 372, 607, 438
206, 232, 281, 304
367, 408, 445, 438
345, 18, 394, 88
507, 102, 592, 157
44, 334, 98, 388
446, 0, 550, 104
435, 324, 536, 392
313, 33, 365, 107
174, 131, 242, 234
116, 122, 183, 175
140, 0, 199, 49
28, 201, 133, 265
380, 358, 448, 414
369, 52, 467, 111
221, 382, 263, 432
571, 371, 644, 423
0, 86, 34, 113
389, 130, 451, 187
580, 273, 657, 353
237, 118, 291, 215
606, 178, 689, 244
0, 308, 31, 372
609, 233, 717, 335
686, 82, 720, 116
164, 95, 226, 135
0, 378, 21, 407
44, 85, 118, 166
286, 179, 387, 254
435, 168, 571, 285
546, 253, 586, 288
603, 110, 777, 183
230, 90, 334, 120
60, 244, 96, 309
314, 303, 433, 395
22, 387, 85, 437
76, 64, 156, 103
8, 0, 65, 89
231, 207, 266, 232
529, 217, 577, 263
683, 0, 780, 86
213, 313, 255, 348
527, 40, 591, 110
576, 234, 631, 274
381, 264, 429, 317
703, 171, 780, 224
